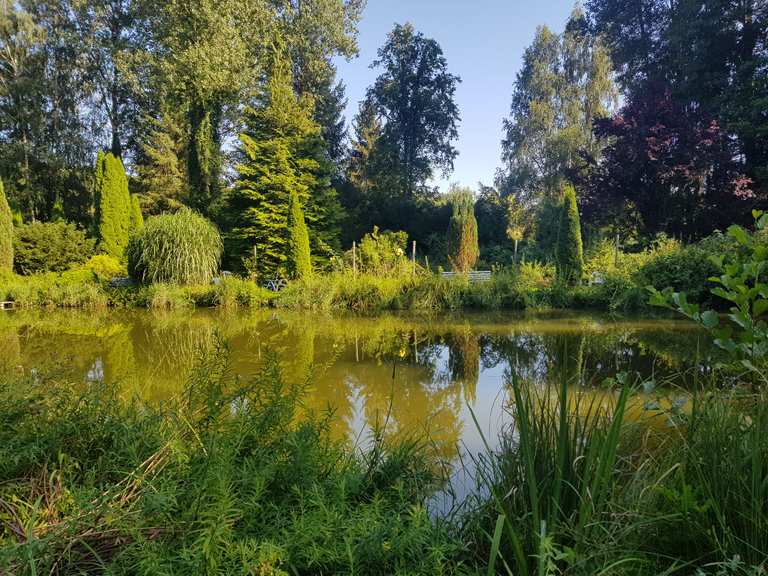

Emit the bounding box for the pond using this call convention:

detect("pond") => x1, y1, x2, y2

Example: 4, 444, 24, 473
0, 309, 712, 504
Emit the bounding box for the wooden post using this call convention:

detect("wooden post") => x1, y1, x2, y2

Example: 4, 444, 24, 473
411, 240, 416, 276
352, 241, 357, 277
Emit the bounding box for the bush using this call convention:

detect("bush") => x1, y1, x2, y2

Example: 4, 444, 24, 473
214, 276, 275, 308
636, 237, 719, 303
81, 254, 126, 282
0, 272, 107, 308
127, 208, 223, 285
13, 221, 95, 275
351, 227, 412, 275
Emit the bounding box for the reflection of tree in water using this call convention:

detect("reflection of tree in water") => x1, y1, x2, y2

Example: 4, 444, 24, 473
446, 325, 479, 403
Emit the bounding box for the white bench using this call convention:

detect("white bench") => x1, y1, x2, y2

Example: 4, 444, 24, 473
440, 270, 492, 283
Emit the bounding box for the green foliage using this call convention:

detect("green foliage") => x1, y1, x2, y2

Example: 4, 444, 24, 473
638, 237, 720, 303
466, 371, 629, 575
352, 227, 411, 275
81, 254, 126, 282
0, 271, 108, 309
365, 23, 460, 197
287, 189, 312, 279
649, 212, 768, 378
130, 194, 144, 231
0, 177, 12, 273
647, 391, 768, 567
13, 221, 94, 275
95, 152, 133, 260
447, 185, 480, 274
127, 208, 223, 285
0, 343, 466, 575
499, 8, 617, 201
225, 50, 342, 278
556, 185, 583, 284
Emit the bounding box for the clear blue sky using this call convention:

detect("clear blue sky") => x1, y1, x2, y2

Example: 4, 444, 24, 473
334, 0, 578, 192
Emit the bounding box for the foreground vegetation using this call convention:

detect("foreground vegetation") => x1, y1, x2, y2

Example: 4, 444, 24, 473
1, 337, 766, 575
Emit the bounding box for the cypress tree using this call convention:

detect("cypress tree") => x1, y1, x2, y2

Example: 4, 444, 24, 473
0, 177, 13, 273
287, 188, 312, 279
447, 185, 479, 274
130, 195, 144, 231
96, 152, 132, 260
556, 184, 584, 284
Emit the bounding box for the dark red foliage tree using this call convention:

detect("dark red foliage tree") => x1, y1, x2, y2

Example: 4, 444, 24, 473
581, 84, 756, 239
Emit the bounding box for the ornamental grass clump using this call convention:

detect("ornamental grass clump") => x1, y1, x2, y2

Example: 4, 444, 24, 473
127, 208, 222, 285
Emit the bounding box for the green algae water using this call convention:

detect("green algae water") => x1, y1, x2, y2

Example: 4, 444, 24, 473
0, 309, 712, 499
1, 309, 711, 434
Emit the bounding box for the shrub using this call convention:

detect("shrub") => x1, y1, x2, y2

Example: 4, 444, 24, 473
637, 237, 719, 303
81, 254, 126, 281
0, 271, 107, 308
127, 208, 223, 285
352, 227, 412, 275
0, 177, 12, 273
0, 344, 465, 575
214, 276, 275, 308
13, 221, 95, 274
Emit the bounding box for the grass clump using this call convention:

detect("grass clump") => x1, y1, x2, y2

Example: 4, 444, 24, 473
0, 341, 468, 575
127, 208, 223, 285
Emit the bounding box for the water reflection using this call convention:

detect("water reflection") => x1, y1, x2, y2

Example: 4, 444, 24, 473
0, 309, 713, 467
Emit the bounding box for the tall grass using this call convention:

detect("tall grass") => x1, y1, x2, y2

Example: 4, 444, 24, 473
464, 363, 634, 575
127, 208, 223, 285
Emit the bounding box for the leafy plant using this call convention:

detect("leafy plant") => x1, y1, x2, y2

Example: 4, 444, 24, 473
649, 211, 768, 378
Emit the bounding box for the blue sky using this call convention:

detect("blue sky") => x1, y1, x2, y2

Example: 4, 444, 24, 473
334, 0, 578, 192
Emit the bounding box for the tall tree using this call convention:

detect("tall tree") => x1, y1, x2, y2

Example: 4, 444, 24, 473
366, 23, 461, 198
225, 50, 341, 277
499, 8, 617, 204
0, 176, 12, 272
136, 110, 187, 214
588, 0, 768, 195
583, 86, 755, 238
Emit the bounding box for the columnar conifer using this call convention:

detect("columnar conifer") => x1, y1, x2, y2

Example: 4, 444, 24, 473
447, 185, 479, 274
0, 177, 13, 273
287, 188, 312, 279
556, 184, 584, 284
130, 195, 144, 231
95, 152, 132, 260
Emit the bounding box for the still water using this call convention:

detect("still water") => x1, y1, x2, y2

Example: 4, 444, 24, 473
0, 309, 712, 499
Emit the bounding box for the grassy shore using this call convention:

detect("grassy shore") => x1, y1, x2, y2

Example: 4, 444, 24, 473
1, 340, 765, 575
0, 267, 693, 313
